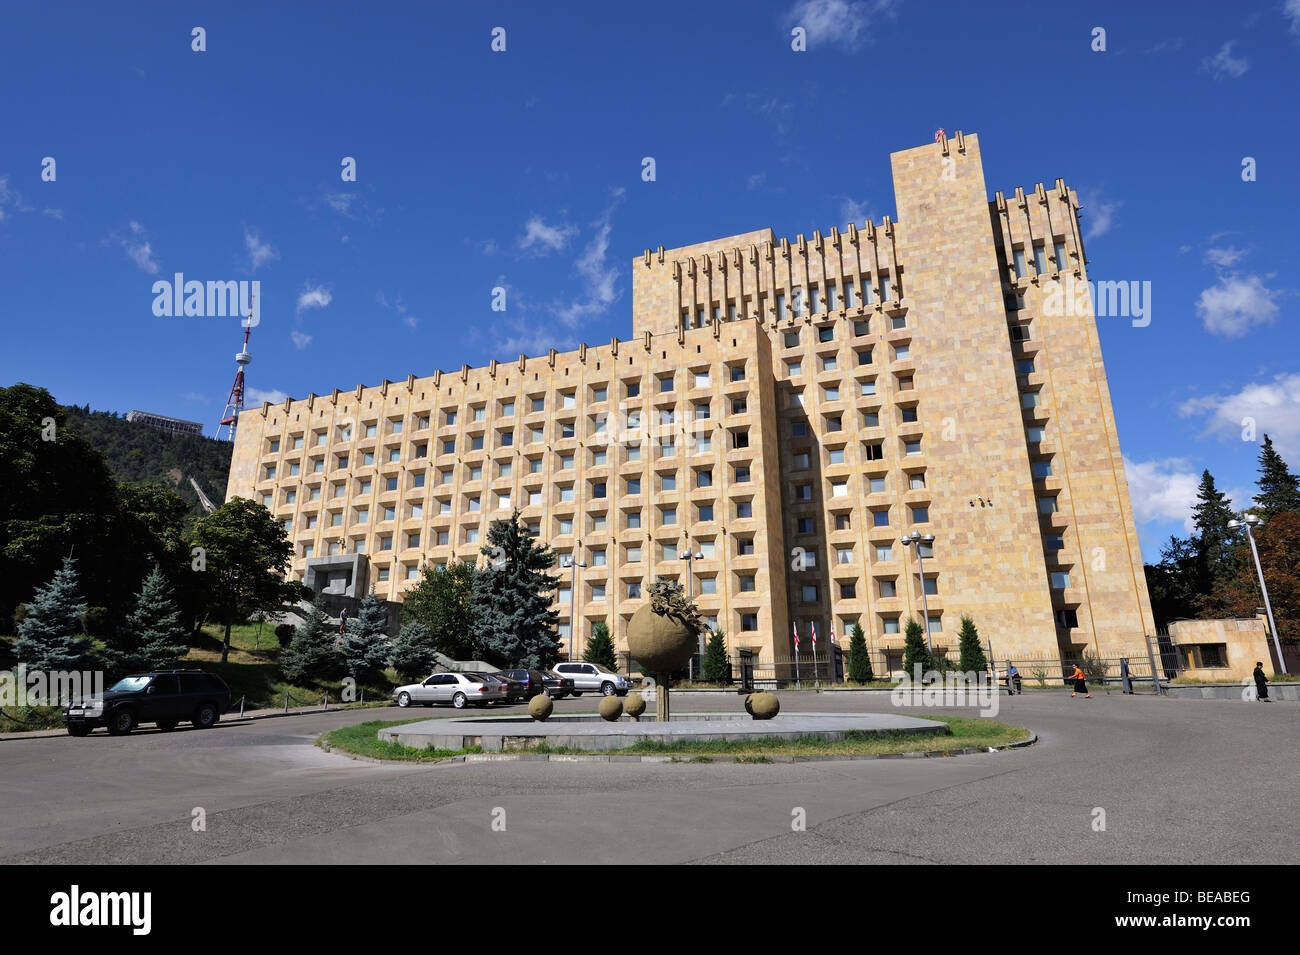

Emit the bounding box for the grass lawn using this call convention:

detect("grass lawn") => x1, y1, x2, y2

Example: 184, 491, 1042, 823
320, 716, 1029, 762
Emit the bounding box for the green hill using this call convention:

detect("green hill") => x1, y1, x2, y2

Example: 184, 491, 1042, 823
62, 404, 233, 515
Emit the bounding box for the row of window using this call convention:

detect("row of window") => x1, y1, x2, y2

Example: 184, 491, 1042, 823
1011, 241, 1070, 280
681, 274, 900, 330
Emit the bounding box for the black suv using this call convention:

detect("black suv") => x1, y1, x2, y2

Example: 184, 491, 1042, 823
64, 670, 232, 736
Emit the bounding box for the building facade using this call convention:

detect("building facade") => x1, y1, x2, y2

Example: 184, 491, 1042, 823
126, 410, 205, 436
226, 132, 1155, 670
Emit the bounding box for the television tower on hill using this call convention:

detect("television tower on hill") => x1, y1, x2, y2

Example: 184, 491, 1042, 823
215, 295, 254, 442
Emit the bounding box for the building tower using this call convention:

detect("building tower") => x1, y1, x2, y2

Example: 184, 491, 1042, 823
216, 301, 254, 442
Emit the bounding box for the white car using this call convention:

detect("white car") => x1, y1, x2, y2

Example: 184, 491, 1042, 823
392, 672, 505, 709
551, 662, 632, 697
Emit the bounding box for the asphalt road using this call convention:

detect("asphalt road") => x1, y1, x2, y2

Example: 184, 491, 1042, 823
1, 690, 1294, 864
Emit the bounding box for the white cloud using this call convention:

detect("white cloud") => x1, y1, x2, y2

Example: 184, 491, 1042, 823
1194, 273, 1279, 337
122, 221, 159, 274
296, 284, 332, 315
244, 227, 279, 272
518, 215, 578, 255
837, 195, 872, 226
41, 208, 63, 220
747, 173, 767, 191
1201, 41, 1249, 80
1204, 245, 1246, 267
784, 0, 896, 52
554, 191, 624, 327
1287, 0, 1300, 35
1123, 456, 1203, 533
1079, 189, 1122, 240
376, 291, 418, 329
247, 387, 290, 405
1180, 373, 1300, 461
324, 193, 355, 215
290, 330, 313, 350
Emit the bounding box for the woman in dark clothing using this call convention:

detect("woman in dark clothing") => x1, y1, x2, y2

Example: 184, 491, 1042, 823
1253, 662, 1272, 702
1069, 664, 1090, 698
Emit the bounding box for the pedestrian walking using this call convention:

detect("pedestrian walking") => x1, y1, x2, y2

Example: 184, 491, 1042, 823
338, 605, 349, 635
1253, 661, 1272, 703
1120, 657, 1133, 695
1069, 663, 1091, 699
1007, 664, 1021, 695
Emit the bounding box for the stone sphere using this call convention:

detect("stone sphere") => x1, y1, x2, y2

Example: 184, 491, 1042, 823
747, 691, 780, 720
624, 692, 646, 719
627, 604, 696, 674
528, 693, 554, 721
598, 695, 624, 721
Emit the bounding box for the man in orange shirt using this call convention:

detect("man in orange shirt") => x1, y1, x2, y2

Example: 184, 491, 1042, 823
1069, 664, 1090, 699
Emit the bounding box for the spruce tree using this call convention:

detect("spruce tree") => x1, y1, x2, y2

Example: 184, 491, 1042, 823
1191, 469, 1242, 616
847, 622, 873, 683
14, 557, 96, 670
583, 620, 617, 670
390, 622, 440, 682
1253, 434, 1300, 519
471, 510, 562, 668
956, 614, 988, 676
901, 617, 932, 681
340, 591, 393, 683
701, 628, 730, 683
114, 565, 189, 673
280, 597, 344, 685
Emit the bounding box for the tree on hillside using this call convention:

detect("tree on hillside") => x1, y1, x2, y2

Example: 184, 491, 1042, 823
280, 597, 344, 685
847, 622, 873, 683
902, 617, 932, 681
390, 622, 440, 682
1253, 435, 1300, 520
401, 561, 479, 660
701, 628, 730, 683
956, 614, 988, 676
113, 565, 189, 674
13, 557, 97, 671
583, 620, 617, 670
190, 497, 305, 663
470, 511, 562, 668
1207, 511, 1300, 647
340, 592, 393, 683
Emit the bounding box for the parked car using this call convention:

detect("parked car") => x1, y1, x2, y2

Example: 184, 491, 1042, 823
498, 668, 553, 699
541, 669, 576, 700
392, 672, 505, 709
551, 662, 632, 697
63, 670, 231, 737
475, 671, 527, 703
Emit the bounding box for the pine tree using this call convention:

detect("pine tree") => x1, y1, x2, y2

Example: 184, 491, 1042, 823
280, 597, 344, 685
701, 629, 730, 683
1191, 469, 1241, 616
847, 622, 873, 682
901, 617, 932, 681
340, 591, 393, 683
113, 566, 189, 673
471, 510, 562, 668
1253, 434, 1300, 519
14, 557, 96, 670
583, 620, 617, 670
390, 622, 440, 682
956, 615, 988, 675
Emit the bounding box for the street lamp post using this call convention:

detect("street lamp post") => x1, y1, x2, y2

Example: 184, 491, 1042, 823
1227, 516, 1287, 675
681, 544, 705, 677
901, 532, 937, 661
563, 546, 588, 662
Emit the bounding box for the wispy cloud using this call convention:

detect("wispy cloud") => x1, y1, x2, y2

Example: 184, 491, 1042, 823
1204, 245, 1247, 267
1201, 41, 1249, 80
836, 195, 872, 226
1123, 456, 1204, 533
783, 0, 898, 52
518, 215, 578, 255
1195, 273, 1279, 337
247, 387, 290, 405
296, 283, 332, 315
376, 291, 418, 329
466, 237, 499, 255
290, 331, 313, 350
553, 189, 625, 328
1287, 0, 1300, 35
244, 227, 279, 272
112, 220, 160, 274
1180, 373, 1300, 461
1144, 37, 1185, 54
0, 174, 34, 221
1079, 188, 1122, 241
41, 208, 63, 220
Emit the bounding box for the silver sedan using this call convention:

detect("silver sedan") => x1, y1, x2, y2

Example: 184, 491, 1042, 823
392, 672, 506, 709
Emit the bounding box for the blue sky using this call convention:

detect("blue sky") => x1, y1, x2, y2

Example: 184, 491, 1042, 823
2, 0, 1297, 560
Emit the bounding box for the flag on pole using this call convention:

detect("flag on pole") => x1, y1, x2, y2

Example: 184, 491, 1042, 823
793, 621, 799, 651
811, 621, 818, 648
830, 624, 837, 645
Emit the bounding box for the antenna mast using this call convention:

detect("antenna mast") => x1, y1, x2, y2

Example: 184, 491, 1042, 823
216, 294, 254, 441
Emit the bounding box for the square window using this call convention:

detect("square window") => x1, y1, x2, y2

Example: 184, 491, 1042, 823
739, 575, 756, 592
531, 397, 545, 412
698, 504, 714, 522
734, 465, 751, 482
872, 509, 889, 527
909, 473, 926, 490
828, 448, 844, 465
801, 584, 819, 602
737, 538, 755, 555
736, 501, 753, 519
741, 613, 758, 632
626, 381, 641, 398
818, 326, 834, 343
796, 516, 814, 534
628, 512, 642, 529
911, 506, 929, 523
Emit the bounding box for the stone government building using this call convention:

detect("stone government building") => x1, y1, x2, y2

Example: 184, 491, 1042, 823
226, 131, 1156, 672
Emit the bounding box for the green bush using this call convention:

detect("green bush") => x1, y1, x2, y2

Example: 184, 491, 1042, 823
847, 622, 873, 682
274, 623, 295, 647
